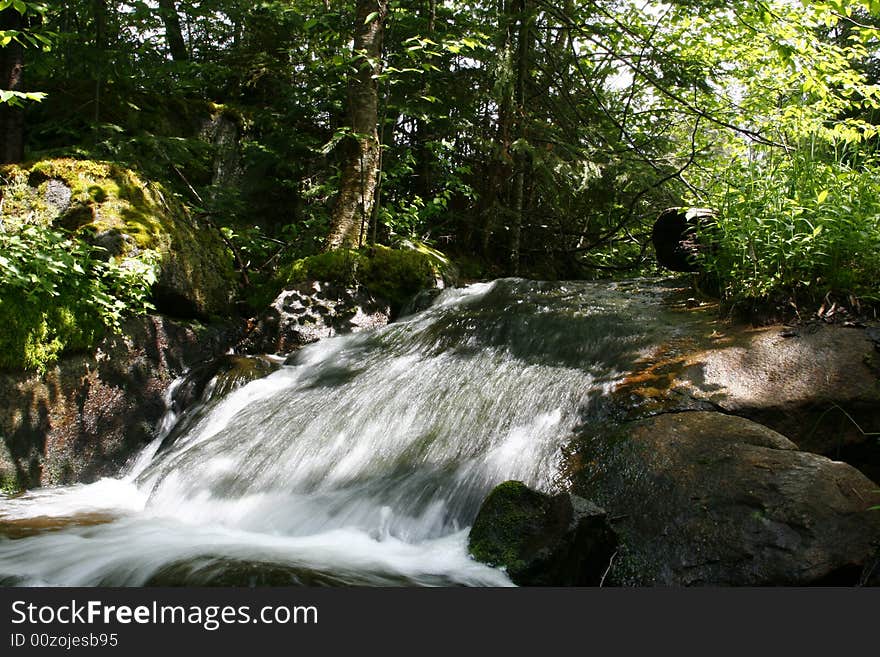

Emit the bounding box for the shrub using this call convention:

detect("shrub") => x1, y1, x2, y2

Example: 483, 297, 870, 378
700, 148, 880, 306
0, 223, 156, 372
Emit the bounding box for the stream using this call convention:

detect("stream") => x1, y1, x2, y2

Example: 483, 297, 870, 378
0, 278, 697, 586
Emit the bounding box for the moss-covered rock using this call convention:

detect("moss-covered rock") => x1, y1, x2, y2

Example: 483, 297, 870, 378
0, 296, 105, 373
1, 158, 235, 319
468, 480, 617, 586
278, 242, 457, 314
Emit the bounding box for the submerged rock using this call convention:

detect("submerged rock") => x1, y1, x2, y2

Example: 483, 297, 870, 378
144, 557, 355, 587
468, 481, 617, 586
571, 412, 880, 586
154, 354, 279, 455
240, 280, 390, 356
171, 354, 278, 411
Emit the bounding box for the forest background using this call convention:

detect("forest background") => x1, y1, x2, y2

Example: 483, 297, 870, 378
2, 0, 880, 371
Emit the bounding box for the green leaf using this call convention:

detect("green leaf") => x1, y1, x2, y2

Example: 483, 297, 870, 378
364, 11, 379, 25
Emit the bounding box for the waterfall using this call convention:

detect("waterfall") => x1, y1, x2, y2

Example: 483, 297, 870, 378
0, 279, 677, 586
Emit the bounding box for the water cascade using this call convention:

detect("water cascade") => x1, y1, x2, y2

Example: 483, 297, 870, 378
0, 279, 690, 586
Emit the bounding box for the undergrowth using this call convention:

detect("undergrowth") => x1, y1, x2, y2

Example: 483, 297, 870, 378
0, 223, 156, 372
700, 145, 880, 312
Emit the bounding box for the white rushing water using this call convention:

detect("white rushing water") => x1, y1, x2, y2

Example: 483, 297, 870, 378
0, 279, 676, 586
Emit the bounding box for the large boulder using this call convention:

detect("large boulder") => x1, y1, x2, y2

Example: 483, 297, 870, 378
0, 158, 235, 318
570, 412, 880, 586
0, 316, 241, 491
468, 481, 618, 586
613, 321, 880, 480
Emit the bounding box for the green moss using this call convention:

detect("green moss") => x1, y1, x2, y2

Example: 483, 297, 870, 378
278, 243, 455, 312
467, 480, 547, 572
282, 248, 360, 285
3, 158, 235, 320
0, 293, 105, 372
0, 472, 22, 496
0, 158, 237, 370
360, 245, 446, 309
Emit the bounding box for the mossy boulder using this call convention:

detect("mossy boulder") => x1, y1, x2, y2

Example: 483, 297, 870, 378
468, 481, 617, 586
1, 158, 235, 319
278, 242, 457, 314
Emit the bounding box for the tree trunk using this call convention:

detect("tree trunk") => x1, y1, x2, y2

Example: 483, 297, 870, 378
325, 0, 388, 251
93, 0, 105, 128
509, 0, 534, 275
0, 8, 25, 164
477, 1, 517, 258
413, 0, 437, 202
158, 0, 188, 62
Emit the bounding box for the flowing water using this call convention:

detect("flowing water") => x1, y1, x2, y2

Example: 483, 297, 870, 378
0, 278, 694, 586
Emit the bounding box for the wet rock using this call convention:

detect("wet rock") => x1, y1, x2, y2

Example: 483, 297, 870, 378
191, 355, 277, 405
400, 287, 443, 317
240, 280, 390, 356
144, 557, 375, 587
571, 412, 880, 586
468, 481, 618, 586
155, 354, 279, 454
689, 325, 880, 459
611, 316, 880, 481
0, 316, 242, 491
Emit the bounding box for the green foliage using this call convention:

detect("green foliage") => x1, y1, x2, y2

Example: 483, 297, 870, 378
0, 156, 239, 370
700, 147, 880, 305
0, 470, 22, 496
11, 0, 880, 303
0, 223, 157, 371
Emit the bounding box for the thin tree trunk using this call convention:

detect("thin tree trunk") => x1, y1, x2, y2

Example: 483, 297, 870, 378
509, 0, 534, 275
413, 0, 436, 201
325, 0, 388, 251
158, 0, 188, 62
0, 9, 25, 164
478, 0, 517, 257
93, 0, 105, 129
